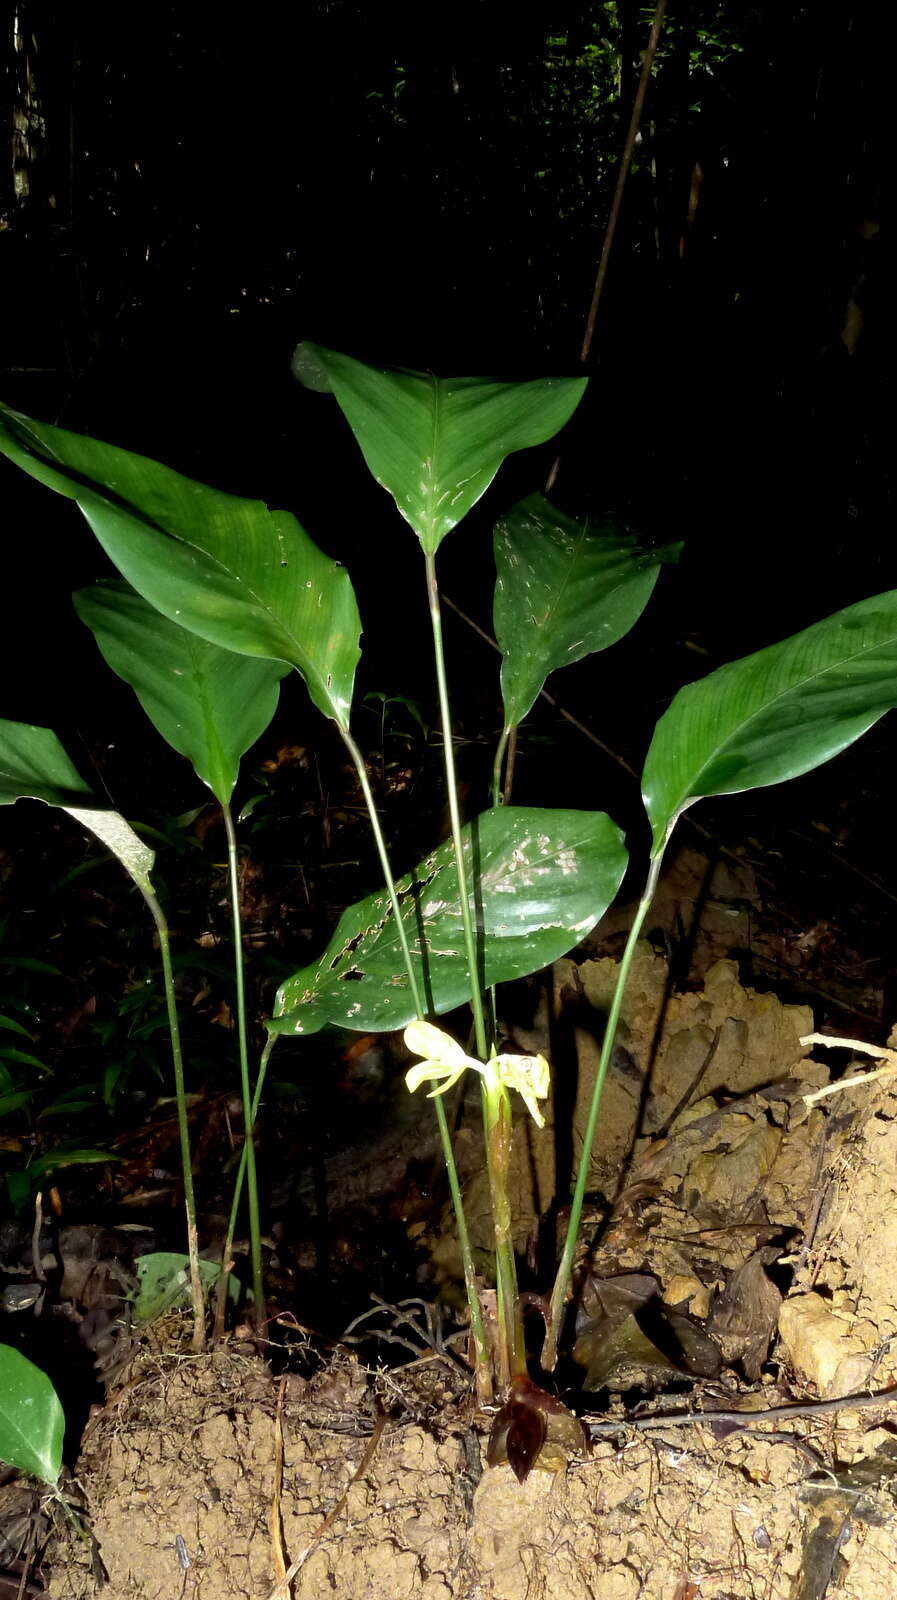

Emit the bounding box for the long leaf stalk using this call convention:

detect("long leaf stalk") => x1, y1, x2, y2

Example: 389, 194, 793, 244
222, 803, 265, 1330
342, 725, 491, 1394
141, 884, 205, 1351
424, 549, 526, 1390
423, 553, 489, 1061
542, 849, 664, 1369
491, 729, 510, 809
215, 1030, 277, 1340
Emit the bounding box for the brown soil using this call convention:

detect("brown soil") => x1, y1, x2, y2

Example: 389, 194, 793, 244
36, 950, 897, 1598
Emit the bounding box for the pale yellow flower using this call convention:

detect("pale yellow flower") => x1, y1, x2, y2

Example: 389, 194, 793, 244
403, 1021, 550, 1127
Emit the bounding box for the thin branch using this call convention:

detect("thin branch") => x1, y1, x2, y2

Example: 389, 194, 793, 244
586, 1386, 897, 1438
266, 1411, 387, 1598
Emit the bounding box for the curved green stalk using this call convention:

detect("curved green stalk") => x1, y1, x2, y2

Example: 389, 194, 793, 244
141, 884, 205, 1351
342, 724, 490, 1393
222, 803, 265, 1330
492, 728, 510, 808
543, 850, 664, 1369
215, 1030, 277, 1339
341, 729, 427, 1020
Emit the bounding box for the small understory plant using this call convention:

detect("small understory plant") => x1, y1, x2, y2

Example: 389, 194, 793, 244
4, 354, 897, 1478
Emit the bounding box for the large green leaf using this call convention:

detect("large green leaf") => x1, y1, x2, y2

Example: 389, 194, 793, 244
643, 589, 897, 856
494, 493, 680, 730
75, 581, 288, 806
0, 1344, 64, 1484
0, 718, 154, 894
293, 343, 588, 554
272, 806, 627, 1035
0, 404, 361, 729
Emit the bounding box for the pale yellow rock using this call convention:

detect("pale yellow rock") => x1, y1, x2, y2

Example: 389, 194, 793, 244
664, 1273, 710, 1319
778, 1291, 876, 1397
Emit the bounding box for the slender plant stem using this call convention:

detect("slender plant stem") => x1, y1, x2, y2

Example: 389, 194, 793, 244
141, 884, 205, 1351
543, 850, 664, 1369
223, 803, 265, 1331
423, 552, 489, 1061
423, 548, 528, 1390
341, 729, 425, 1019
544, 0, 668, 494
484, 1083, 526, 1387
214, 1031, 278, 1340
492, 728, 510, 808
341, 723, 490, 1391
502, 728, 518, 807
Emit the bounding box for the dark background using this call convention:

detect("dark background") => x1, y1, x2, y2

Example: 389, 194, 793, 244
1, 1, 895, 1009
2, 2, 892, 725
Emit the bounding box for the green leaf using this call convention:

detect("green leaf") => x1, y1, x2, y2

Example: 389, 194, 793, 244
494, 493, 680, 730
0, 958, 61, 976
133, 1252, 236, 1322
0, 719, 94, 809
643, 590, 897, 856
0, 1015, 33, 1038
0, 1090, 33, 1115
294, 343, 588, 554
0, 1344, 64, 1484
75, 581, 288, 806
0, 718, 155, 895
25, 1147, 118, 1181
272, 806, 627, 1036
0, 404, 361, 730
0, 1048, 47, 1073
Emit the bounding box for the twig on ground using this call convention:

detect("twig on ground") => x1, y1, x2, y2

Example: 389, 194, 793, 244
585, 1387, 897, 1438
270, 1378, 288, 1594
800, 1032, 897, 1105
266, 1410, 387, 1599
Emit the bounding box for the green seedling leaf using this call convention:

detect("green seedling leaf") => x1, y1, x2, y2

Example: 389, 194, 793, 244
5, 1171, 31, 1211
134, 1252, 238, 1322
0, 958, 61, 976
0, 1090, 33, 1115
0, 1015, 32, 1038
0, 1048, 47, 1072
24, 1148, 118, 1183
0, 1344, 64, 1484
75, 581, 288, 806
494, 493, 680, 730
0, 718, 155, 895
293, 343, 587, 554
643, 589, 897, 856
0, 404, 361, 730
272, 806, 627, 1035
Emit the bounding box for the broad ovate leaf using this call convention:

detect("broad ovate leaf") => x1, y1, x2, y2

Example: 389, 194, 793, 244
643, 589, 897, 856
271, 806, 626, 1036
293, 343, 588, 554
0, 718, 154, 894
75, 581, 288, 806
0, 404, 360, 729
495, 493, 680, 730
0, 1344, 64, 1484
